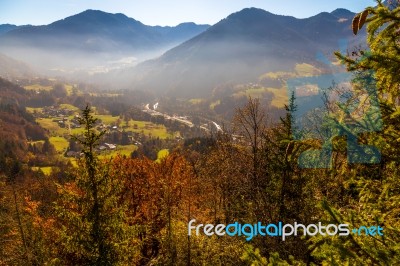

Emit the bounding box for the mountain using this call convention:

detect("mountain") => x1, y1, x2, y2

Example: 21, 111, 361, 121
0, 24, 19, 36
330, 8, 355, 18
1, 10, 208, 52
0, 10, 209, 71
384, 0, 400, 9
154, 22, 210, 44
0, 53, 36, 79
126, 8, 364, 97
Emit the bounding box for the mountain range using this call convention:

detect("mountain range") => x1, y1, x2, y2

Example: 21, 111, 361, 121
0, 10, 209, 71
0, 24, 19, 36
0, 7, 366, 98
123, 8, 365, 97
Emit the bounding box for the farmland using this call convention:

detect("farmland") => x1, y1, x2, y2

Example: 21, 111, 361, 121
26, 103, 174, 172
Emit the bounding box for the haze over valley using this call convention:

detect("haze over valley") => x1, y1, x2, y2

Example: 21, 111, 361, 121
0, 10, 209, 77
0, 7, 365, 98
0, 4, 370, 152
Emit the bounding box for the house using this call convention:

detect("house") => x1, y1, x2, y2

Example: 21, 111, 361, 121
98, 145, 107, 151
104, 143, 116, 150
58, 120, 66, 128
66, 151, 78, 157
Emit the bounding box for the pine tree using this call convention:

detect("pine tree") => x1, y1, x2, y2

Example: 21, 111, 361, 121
308, 1, 400, 264
54, 105, 133, 265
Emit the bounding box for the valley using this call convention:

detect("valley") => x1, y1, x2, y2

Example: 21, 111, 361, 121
6, 58, 323, 176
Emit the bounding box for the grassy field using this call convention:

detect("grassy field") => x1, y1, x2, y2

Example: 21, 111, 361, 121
26, 107, 44, 114
29, 104, 172, 174
36, 118, 86, 136
37, 118, 62, 134
25, 83, 82, 96
232, 86, 288, 108
24, 84, 53, 91
265, 88, 288, 108
259, 71, 296, 80
189, 98, 205, 104
67, 145, 138, 165
210, 100, 220, 110
259, 64, 320, 83
254, 64, 323, 108
98, 145, 138, 159
89, 92, 122, 97
117, 145, 138, 157
123, 119, 172, 139
130, 123, 171, 139
59, 103, 81, 111
96, 115, 172, 139
233, 87, 269, 98
49, 136, 69, 153
37, 112, 171, 147
295, 63, 321, 76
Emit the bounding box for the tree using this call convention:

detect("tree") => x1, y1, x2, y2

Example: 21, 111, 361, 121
306, 1, 400, 264
53, 83, 67, 98
112, 153, 197, 265
233, 97, 268, 220
54, 105, 133, 265
233, 97, 267, 175
42, 138, 56, 155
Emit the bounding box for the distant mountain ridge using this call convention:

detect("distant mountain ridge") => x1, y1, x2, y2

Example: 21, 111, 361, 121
0, 10, 209, 71
0, 24, 19, 36
0, 7, 366, 97
125, 7, 365, 97
0, 10, 209, 52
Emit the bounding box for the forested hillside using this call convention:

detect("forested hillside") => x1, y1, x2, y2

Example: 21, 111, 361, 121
0, 78, 47, 161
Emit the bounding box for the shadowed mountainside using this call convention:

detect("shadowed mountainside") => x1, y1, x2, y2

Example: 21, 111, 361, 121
123, 8, 364, 97
0, 10, 209, 72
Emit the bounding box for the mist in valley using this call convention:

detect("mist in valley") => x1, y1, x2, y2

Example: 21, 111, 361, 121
0, 6, 367, 125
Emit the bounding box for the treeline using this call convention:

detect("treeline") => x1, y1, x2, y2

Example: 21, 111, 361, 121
0, 78, 48, 162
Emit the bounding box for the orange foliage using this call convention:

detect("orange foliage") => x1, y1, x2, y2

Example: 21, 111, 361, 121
112, 153, 197, 228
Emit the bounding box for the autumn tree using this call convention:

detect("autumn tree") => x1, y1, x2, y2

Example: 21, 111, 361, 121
233, 97, 267, 183
112, 152, 198, 265
232, 97, 270, 222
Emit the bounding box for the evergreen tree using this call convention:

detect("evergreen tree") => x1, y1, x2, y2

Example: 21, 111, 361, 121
54, 105, 133, 265
308, 1, 400, 264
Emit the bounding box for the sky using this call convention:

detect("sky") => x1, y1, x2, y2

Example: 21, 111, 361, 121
0, 0, 377, 26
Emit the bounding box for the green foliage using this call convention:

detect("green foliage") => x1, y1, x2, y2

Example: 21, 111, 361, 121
309, 1, 400, 264
54, 105, 134, 265
242, 245, 306, 266
241, 245, 269, 265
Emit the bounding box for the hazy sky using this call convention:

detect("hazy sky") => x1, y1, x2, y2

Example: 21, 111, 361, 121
1, 0, 376, 26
